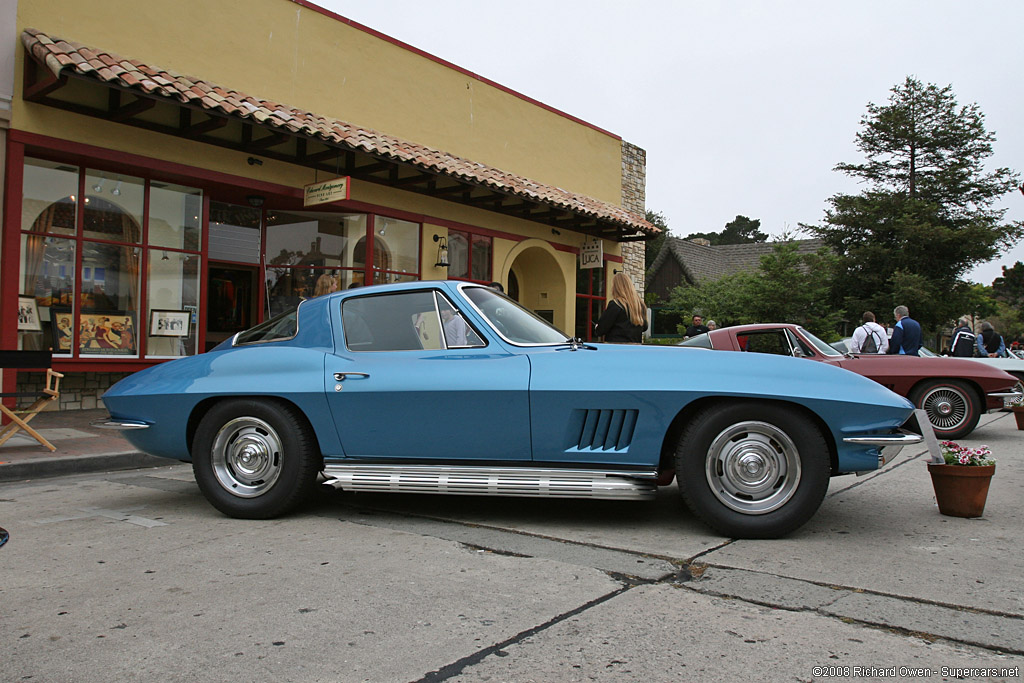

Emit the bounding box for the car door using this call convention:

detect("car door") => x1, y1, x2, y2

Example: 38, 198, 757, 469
325, 288, 532, 461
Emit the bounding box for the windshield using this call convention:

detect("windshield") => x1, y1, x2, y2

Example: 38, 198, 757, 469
235, 307, 298, 345
462, 286, 568, 345
799, 327, 843, 357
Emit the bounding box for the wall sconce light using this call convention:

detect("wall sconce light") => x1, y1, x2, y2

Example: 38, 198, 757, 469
161, 251, 170, 261
433, 234, 450, 268
247, 194, 265, 208
613, 268, 622, 274
111, 180, 122, 196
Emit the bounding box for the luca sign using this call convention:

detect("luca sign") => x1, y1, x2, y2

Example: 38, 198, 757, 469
579, 238, 603, 269
303, 176, 350, 207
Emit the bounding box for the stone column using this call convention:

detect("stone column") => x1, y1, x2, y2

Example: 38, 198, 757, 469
620, 140, 647, 296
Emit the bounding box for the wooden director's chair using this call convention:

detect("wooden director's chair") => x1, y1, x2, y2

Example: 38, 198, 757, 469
0, 350, 64, 452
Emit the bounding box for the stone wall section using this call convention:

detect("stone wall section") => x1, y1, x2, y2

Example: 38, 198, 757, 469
620, 140, 647, 296
15, 371, 132, 411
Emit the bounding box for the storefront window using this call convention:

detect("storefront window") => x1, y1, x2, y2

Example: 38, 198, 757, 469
79, 242, 141, 357
20, 234, 76, 354
575, 266, 606, 341
372, 217, 419, 283
265, 211, 368, 316
83, 170, 143, 243
149, 182, 202, 251
19, 157, 201, 359
147, 252, 200, 357
448, 229, 492, 283
209, 202, 261, 264
22, 159, 77, 236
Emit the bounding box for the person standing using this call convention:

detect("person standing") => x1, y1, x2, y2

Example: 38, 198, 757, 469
887, 305, 922, 356
706, 320, 718, 331
595, 273, 646, 343
850, 311, 889, 354
684, 315, 709, 338
950, 318, 977, 357
976, 321, 1006, 358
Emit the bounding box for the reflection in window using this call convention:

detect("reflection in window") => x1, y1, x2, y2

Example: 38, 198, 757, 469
84, 171, 143, 243
149, 182, 202, 251
147, 252, 200, 357
20, 235, 76, 354
23, 159, 78, 236
448, 229, 492, 283
265, 211, 367, 316
79, 242, 140, 357
372, 217, 419, 283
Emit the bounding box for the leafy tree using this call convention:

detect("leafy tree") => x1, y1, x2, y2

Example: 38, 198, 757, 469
644, 209, 670, 272
689, 215, 768, 246
666, 240, 840, 339
803, 77, 1023, 330
992, 261, 1024, 310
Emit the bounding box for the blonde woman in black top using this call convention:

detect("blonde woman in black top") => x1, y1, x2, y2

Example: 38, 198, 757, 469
595, 272, 646, 343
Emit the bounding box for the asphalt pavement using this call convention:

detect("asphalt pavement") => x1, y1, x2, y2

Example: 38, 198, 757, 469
2, 405, 1024, 680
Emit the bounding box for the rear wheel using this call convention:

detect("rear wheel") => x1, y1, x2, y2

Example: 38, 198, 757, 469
192, 398, 320, 519
909, 379, 980, 440
675, 403, 831, 539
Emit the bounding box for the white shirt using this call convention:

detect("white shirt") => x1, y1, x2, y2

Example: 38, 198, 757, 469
850, 321, 889, 354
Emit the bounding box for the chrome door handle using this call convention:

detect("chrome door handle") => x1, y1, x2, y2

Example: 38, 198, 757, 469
334, 372, 370, 381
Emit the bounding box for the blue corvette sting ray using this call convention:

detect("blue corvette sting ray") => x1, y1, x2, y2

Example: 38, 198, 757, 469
98, 281, 921, 538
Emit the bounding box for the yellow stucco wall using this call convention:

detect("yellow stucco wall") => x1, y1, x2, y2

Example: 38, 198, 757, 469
13, 0, 623, 206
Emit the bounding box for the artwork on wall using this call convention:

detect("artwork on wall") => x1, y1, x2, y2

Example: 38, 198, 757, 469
17, 296, 41, 332
149, 309, 191, 337
78, 311, 137, 355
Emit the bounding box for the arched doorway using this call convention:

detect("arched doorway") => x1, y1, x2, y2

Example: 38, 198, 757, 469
501, 241, 568, 332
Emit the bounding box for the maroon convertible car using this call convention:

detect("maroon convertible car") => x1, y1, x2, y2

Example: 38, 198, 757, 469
680, 323, 1020, 439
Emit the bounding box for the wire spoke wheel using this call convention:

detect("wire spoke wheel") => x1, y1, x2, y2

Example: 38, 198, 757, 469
705, 421, 801, 515
920, 386, 969, 432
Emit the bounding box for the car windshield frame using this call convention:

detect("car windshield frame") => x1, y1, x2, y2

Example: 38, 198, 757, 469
798, 327, 843, 357
459, 283, 569, 346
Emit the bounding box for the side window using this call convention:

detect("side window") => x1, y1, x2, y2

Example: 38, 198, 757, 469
342, 290, 484, 352
436, 294, 485, 348
741, 331, 790, 356
343, 291, 436, 351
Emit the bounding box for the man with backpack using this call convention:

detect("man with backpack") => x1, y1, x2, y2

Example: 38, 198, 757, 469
850, 311, 889, 354
950, 318, 976, 357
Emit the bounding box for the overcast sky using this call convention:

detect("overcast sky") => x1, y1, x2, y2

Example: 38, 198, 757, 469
318, 0, 1024, 285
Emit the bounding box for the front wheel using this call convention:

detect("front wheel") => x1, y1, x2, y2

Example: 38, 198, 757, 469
908, 379, 981, 440
675, 403, 831, 539
192, 398, 321, 519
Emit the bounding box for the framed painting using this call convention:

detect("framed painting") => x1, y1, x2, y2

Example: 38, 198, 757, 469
17, 296, 41, 332
149, 309, 192, 337
79, 311, 137, 356
51, 306, 74, 353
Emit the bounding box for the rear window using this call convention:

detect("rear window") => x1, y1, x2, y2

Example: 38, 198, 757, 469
235, 308, 298, 345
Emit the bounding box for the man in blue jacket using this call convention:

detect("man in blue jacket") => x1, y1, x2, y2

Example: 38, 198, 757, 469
887, 305, 922, 356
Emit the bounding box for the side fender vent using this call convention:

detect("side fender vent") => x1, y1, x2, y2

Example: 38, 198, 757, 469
568, 408, 639, 453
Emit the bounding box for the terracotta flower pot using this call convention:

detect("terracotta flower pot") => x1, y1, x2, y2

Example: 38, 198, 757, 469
927, 463, 995, 518
1013, 406, 1024, 430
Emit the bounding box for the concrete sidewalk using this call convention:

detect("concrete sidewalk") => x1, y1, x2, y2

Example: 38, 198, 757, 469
0, 408, 168, 482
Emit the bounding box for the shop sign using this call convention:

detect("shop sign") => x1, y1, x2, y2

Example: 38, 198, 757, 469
303, 176, 351, 207
580, 238, 603, 269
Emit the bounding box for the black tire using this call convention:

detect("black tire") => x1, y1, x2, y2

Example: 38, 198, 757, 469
908, 379, 981, 440
675, 402, 830, 539
192, 398, 321, 519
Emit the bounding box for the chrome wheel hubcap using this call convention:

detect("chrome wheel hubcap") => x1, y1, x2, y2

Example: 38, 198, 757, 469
211, 417, 283, 497
705, 421, 801, 515
921, 387, 968, 431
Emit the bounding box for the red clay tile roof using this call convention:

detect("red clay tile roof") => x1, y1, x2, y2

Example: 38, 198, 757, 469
22, 28, 657, 238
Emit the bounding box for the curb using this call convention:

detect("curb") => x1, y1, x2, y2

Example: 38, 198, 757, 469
0, 452, 172, 482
